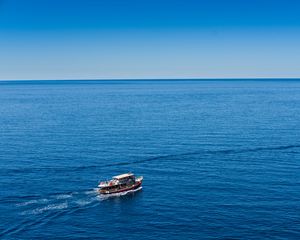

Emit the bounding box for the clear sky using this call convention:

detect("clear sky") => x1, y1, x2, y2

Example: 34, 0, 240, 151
0, 0, 300, 80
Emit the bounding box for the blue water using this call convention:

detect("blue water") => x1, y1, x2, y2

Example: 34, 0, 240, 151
1, 80, 300, 239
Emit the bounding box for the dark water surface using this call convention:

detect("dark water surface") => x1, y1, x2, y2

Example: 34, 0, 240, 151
1, 80, 300, 239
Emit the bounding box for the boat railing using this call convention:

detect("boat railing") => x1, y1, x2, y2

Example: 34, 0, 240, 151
99, 179, 119, 187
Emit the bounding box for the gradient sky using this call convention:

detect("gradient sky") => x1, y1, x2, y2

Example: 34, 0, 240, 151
0, 0, 300, 80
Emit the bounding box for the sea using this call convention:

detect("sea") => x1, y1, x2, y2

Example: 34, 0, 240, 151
0, 79, 300, 239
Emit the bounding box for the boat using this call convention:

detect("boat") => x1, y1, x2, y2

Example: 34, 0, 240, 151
98, 173, 143, 194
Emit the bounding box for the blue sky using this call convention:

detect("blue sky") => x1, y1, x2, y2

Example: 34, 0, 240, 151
0, 0, 300, 80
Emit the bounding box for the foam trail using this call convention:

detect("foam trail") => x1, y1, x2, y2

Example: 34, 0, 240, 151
55, 193, 73, 199
84, 188, 99, 195
21, 202, 68, 215
75, 199, 95, 206
16, 198, 49, 207
8, 188, 133, 237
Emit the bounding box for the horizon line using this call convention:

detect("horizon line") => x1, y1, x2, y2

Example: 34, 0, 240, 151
1, 77, 300, 82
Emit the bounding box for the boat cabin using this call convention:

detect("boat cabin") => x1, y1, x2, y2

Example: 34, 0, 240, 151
113, 173, 135, 183
98, 172, 143, 194
100, 173, 135, 191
